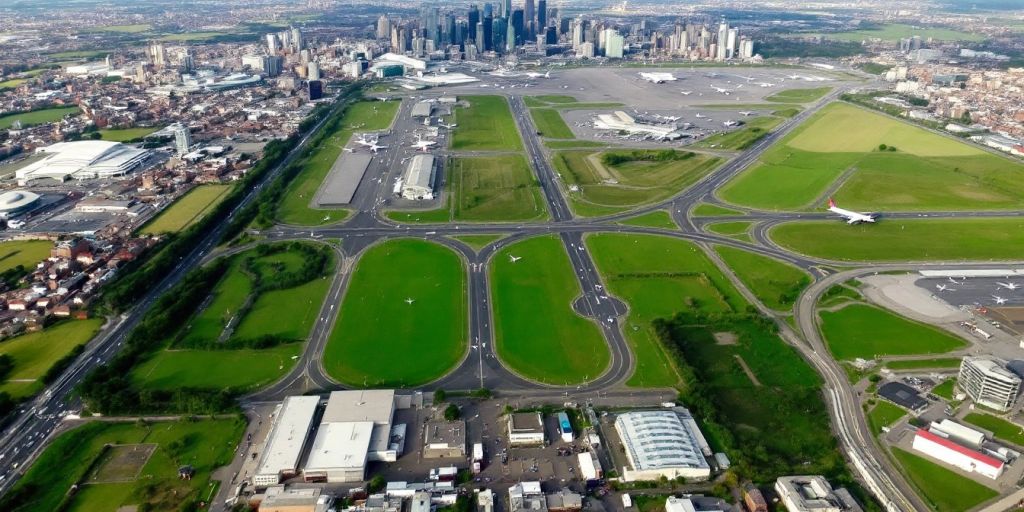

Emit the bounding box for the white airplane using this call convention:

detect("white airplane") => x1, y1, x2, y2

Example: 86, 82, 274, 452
739, 111, 755, 117
411, 136, 436, 152
639, 72, 677, 83
342, 147, 355, 153
405, 298, 415, 305
439, 122, 457, 129
758, 82, 775, 88
828, 198, 876, 224
992, 295, 1008, 305
355, 136, 378, 147
694, 113, 706, 119
997, 282, 1020, 290
524, 70, 551, 79
509, 255, 522, 263
680, 90, 693, 96
368, 143, 388, 153
948, 276, 965, 285
936, 284, 951, 292
711, 86, 731, 95
723, 120, 739, 127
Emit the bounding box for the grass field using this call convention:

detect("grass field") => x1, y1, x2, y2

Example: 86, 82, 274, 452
4, 419, 243, 512
450, 234, 505, 251
720, 102, 1024, 211
132, 343, 302, 391
545, 140, 607, 149
0, 319, 103, 398
586, 234, 746, 387
234, 276, 331, 341
99, 127, 159, 142
449, 155, 548, 222
89, 24, 153, 33
891, 448, 998, 512
0, 78, 27, 90
884, 358, 961, 370
765, 87, 832, 103
617, 210, 678, 230
815, 23, 985, 43
530, 108, 575, 139
0, 107, 79, 130
705, 221, 753, 237
963, 413, 1024, 447
451, 96, 523, 151
158, 31, 227, 41
386, 208, 452, 223
553, 150, 722, 217
694, 116, 784, 151
932, 379, 956, 399
771, 218, 1024, 261
0, 240, 52, 275
715, 246, 810, 311
492, 235, 607, 385
325, 239, 466, 387
867, 401, 906, 435
140, 185, 232, 234
691, 203, 744, 217
277, 100, 399, 225
820, 304, 967, 360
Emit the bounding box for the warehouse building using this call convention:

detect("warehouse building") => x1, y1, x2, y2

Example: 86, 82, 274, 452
774, 476, 863, 512
401, 154, 436, 200
303, 390, 406, 483
960, 356, 1021, 412
411, 101, 433, 118
253, 396, 320, 487
423, 419, 466, 458
507, 412, 546, 446
912, 428, 1005, 480
614, 408, 711, 482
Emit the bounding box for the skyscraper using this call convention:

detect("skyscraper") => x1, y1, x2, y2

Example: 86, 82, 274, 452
538, 0, 547, 29
476, 22, 486, 50
604, 29, 624, 58
512, 9, 524, 45
266, 33, 279, 55
377, 15, 391, 39
173, 125, 191, 156
307, 61, 320, 80
502, 0, 511, 19
469, 4, 480, 42
525, 0, 535, 38
506, 14, 516, 52
492, 17, 506, 53
149, 43, 167, 68
483, 3, 493, 19
291, 27, 303, 51
715, 21, 729, 60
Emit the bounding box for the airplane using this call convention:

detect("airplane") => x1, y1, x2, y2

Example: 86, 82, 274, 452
342, 147, 355, 153
355, 136, 378, 147
739, 111, 755, 117
711, 86, 731, 95
992, 295, 1008, 305
680, 90, 693, 96
758, 82, 775, 88
694, 113, 706, 119
827, 198, 876, 224
405, 298, 416, 305
639, 72, 677, 83
787, 74, 803, 80
948, 277, 965, 285
411, 136, 436, 152
368, 143, 388, 153
723, 120, 740, 127
739, 75, 755, 82
509, 255, 522, 263
439, 122, 457, 129
935, 284, 951, 292
524, 70, 551, 79
997, 282, 1020, 290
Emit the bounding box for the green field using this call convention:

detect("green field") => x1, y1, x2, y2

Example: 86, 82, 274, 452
132, 343, 302, 391
386, 208, 452, 224
884, 358, 961, 370
530, 108, 574, 139
0, 78, 27, 90
963, 413, 1024, 447
523, 95, 624, 110
691, 203, 744, 217
0, 107, 80, 129
706, 221, 753, 237
694, 116, 784, 151
820, 304, 967, 360
815, 23, 985, 43
545, 140, 608, 149
89, 24, 153, 33
867, 401, 905, 435
451, 96, 524, 151
450, 234, 505, 251
720, 102, 1024, 211
0, 240, 52, 275
765, 87, 832, 103
492, 235, 608, 385
3, 419, 243, 512
0, 319, 103, 398
617, 210, 678, 230
932, 379, 956, 400
325, 239, 466, 387
587, 234, 746, 387
771, 218, 1024, 261
49, 50, 111, 59
715, 246, 810, 311
891, 448, 998, 512
449, 155, 548, 222
553, 150, 722, 217
158, 31, 227, 41
277, 100, 399, 225
140, 185, 232, 234
99, 127, 159, 142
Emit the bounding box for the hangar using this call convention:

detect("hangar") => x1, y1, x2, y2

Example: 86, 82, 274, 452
401, 155, 436, 200
253, 395, 320, 487
16, 141, 151, 185
614, 409, 712, 481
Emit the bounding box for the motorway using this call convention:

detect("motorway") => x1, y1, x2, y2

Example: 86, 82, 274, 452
6, 70, 1024, 511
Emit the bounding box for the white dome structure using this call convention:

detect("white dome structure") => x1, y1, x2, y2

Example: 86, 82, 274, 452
16, 140, 150, 185
0, 190, 40, 216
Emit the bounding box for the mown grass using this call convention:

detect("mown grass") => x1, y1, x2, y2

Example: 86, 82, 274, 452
530, 108, 574, 139
449, 155, 548, 222
0, 107, 80, 129
715, 246, 810, 311
617, 210, 678, 230
867, 400, 905, 435
820, 304, 967, 360
0, 319, 104, 398
451, 96, 523, 151
139, 185, 232, 234
99, 127, 160, 142
765, 87, 832, 103
891, 448, 998, 512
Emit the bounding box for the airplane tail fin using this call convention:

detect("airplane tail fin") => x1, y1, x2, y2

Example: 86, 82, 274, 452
828, 197, 836, 208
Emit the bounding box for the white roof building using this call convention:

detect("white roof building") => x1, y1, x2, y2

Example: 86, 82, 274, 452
16, 141, 150, 185
0, 190, 40, 216
253, 396, 320, 487
665, 496, 724, 512
959, 356, 1021, 412
912, 428, 1005, 480
614, 409, 711, 482
401, 154, 435, 200
303, 390, 402, 483
775, 476, 863, 512
593, 111, 682, 140
639, 72, 677, 83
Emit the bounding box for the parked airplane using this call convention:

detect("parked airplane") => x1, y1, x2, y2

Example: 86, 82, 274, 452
680, 90, 693, 96
368, 143, 388, 153
992, 295, 1008, 305
949, 277, 965, 285
411, 136, 436, 152
524, 70, 551, 79
711, 86, 731, 95
827, 198, 876, 224
509, 255, 522, 263
355, 136, 378, 147
997, 282, 1020, 290
639, 72, 677, 83
935, 284, 951, 292
342, 147, 355, 153
758, 82, 775, 88
739, 111, 755, 117
405, 298, 416, 305
723, 120, 740, 127
439, 122, 457, 129
694, 113, 706, 119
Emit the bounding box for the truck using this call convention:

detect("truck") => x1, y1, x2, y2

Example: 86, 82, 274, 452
472, 443, 484, 474
429, 466, 458, 482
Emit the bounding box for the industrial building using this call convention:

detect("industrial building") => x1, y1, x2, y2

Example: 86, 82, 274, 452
400, 154, 436, 200
614, 408, 711, 482
254, 396, 320, 487
507, 412, 545, 446
665, 496, 731, 512
253, 486, 333, 512
593, 111, 683, 140
912, 428, 1005, 480
774, 476, 863, 512
303, 390, 407, 483
423, 419, 466, 458
959, 356, 1021, 412
877, 381, 928, 412
0, 190, 41, 218
411, 101, 434, 118
16, 141, 151, 185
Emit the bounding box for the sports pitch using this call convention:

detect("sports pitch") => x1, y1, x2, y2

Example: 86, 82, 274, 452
0, 106, 79, 130
324, 239, 467, 387
553, 150, 722, 217
451, 96, 524, 151
819, 303, 967, 360
586, 233, 746, 387
0, 239, 52, 275
491, 235, 608, 385
719, 102, 1024, 211
139, 184, 232, 234
449, 155, 548, 222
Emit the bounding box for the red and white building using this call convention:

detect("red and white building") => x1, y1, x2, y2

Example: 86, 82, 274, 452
911, 428, 1005, 480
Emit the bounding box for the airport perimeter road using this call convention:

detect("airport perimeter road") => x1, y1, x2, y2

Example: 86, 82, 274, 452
0, 96, 352, 495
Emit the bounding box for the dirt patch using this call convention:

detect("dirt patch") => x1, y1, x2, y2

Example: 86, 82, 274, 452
734, 355, 763, 387
584, 152, 617, 182
87, 443, 157, 484
713, 331, 738, 345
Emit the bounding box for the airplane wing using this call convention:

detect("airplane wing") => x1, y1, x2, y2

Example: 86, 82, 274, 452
846, 218, 860, 224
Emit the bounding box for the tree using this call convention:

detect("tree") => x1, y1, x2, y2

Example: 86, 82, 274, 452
433, 389, 447, 403
444, 403, 460, 421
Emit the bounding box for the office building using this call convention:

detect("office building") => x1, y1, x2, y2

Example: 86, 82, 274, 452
959, 356, 1021, 412
423, 418, 466, 458
253, 396, 320, 487
307, 61, 320, 81
173, 125, 192, 156
614, 409, 711, 482
308, 80, 323, 100
266, 33, 279, 55
604, 29, 624, 58
774, 476, 863, 512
